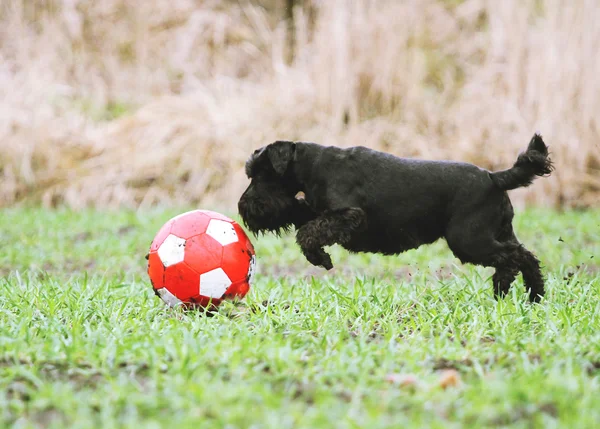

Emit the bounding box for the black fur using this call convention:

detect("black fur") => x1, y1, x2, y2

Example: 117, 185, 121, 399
490, 134, 554, 190
238, 134, 554, 302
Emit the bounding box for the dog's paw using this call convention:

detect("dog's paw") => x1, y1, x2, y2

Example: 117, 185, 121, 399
320, 253, 334, 270
529, 292, 544, 303
305, 249, 334, 270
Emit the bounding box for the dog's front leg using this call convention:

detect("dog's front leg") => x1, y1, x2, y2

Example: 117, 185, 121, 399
290, 196, 317, 230
295, 207, 366, 270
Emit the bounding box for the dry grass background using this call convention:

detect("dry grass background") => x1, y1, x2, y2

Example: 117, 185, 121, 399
0, 0, 598, 210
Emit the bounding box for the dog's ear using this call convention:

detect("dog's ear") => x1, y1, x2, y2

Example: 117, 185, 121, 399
245, 147, 265, 178
267, 141, 295, 175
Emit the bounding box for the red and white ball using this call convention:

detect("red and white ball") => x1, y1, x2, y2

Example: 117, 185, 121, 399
147, 210, 256, 309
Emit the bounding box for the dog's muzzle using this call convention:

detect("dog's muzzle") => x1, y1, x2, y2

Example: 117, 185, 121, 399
237, 195, 264, 234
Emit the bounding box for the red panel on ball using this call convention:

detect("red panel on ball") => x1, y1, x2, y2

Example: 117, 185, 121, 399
222, 243, 252, 284
149, 221, 173, 252
170, 211, 211, 239
163, 262, 201, 301
223, 280, 250, 300
147, 251, 165, 289
232, 223, 255, 253
184, 234, 223, 275
189, 294, 222, 309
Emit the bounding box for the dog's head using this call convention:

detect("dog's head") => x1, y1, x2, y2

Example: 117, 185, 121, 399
238, 140, 305, 235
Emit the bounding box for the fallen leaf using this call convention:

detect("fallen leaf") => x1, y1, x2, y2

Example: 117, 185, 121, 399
385, 373, 420, 389
438, 369, 462, 389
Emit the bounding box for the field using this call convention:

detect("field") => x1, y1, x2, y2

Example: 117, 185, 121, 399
0, 207, 599, 428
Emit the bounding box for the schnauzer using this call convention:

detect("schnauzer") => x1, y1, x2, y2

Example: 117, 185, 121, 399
238, 134, 553, 302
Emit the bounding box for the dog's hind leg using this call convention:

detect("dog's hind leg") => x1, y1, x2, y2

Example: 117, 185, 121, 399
515, 245, 545, 302
489, 229, 545, 302
492, 265, 519, 298
447, 235, 520, 299
295, 207, 366, 270
445, 217, 544, 302
489, 245, 544, 302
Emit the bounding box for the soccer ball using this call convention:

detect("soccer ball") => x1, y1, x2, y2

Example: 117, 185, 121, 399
147, 210, 256, 309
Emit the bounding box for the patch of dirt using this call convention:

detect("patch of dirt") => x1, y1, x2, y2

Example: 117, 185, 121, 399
385, 373, 420, 389
72, 232, 91, 242
69, 225, 135, 242
432, 357, 475, 371
4, 405, 66, 428
433, 266, 455, 281
31, 407, 67, 428
486, 402, 558, 426
41, 259, 97, 274
264, 263, 336, 278
35, 361, 106, 389
347, 320, 381, 341
539, 402, 559, 417
447, 336, 467, 347
290, 382, 317, 405
6, 381, 31, 401
563, 264, 600, 280
0, 357, 31, 366
348, 329, 379, 340
586, 361, 600, 375
117, 225, 136, 236
289, 381, 357, 404
246, 300, 301, 316
582, 263, 600, 274
2, 358, 155, 399
262, 262, 419, 281
432, 353, 543, 371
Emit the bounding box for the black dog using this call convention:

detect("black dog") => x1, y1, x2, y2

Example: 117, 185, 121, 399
238, 134, 553, 302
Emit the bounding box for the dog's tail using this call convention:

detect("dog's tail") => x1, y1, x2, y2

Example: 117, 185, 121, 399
490, 134, 554, 191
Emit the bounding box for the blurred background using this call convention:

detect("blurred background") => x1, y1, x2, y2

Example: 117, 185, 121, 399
0, 0, 598, 211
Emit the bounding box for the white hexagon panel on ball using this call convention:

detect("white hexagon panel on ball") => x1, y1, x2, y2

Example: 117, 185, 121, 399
200, 268, 232, 299
157, 234, 186, 267
206, 219, 238, 246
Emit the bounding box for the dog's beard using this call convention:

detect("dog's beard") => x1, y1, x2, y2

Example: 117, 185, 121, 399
238, 197, 296, 236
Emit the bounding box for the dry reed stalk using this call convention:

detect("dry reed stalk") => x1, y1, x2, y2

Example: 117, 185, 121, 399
0, 0, 598, 209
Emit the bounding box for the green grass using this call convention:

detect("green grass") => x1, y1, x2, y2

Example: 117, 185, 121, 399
0, 207, 599, 428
